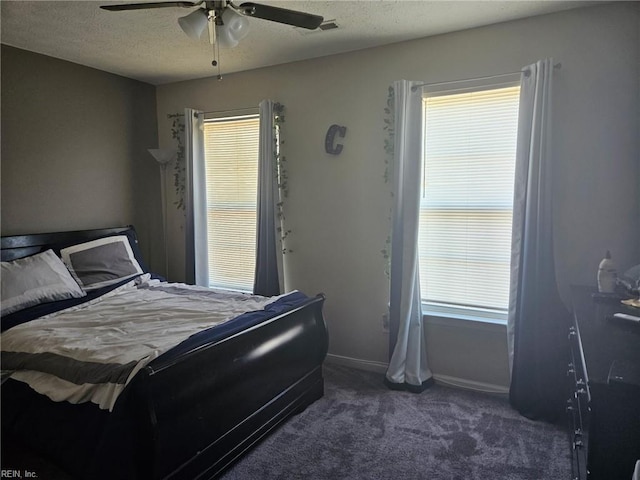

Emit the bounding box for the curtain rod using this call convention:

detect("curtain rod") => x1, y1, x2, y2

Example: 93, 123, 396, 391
195, 106, 258, 118
410, 62, 562, 91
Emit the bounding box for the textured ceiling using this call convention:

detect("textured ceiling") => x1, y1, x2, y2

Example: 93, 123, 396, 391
1, 0, 596, 85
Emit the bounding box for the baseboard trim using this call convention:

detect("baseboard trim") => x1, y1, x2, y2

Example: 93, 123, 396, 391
325, 353, 388, 374
325, 354, 509, 396
432, 373, 509, 396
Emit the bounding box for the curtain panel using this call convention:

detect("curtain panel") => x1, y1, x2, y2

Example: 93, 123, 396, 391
253, 99, 283, 296
508, 59, 570, 421
385, 80, 433, 392
184, 108, 208, 287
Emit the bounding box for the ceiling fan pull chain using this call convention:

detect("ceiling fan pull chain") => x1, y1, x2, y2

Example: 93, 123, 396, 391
208, 16, 222, 80
216, 40, 222, 80
210, 41, 217, 67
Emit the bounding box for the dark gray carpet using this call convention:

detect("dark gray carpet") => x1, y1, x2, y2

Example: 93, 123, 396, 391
221, 363, 570, 480
2, 364, 570, 479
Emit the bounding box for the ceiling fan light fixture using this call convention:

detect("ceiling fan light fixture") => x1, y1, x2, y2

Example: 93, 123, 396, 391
217, 8, 250, 48
178, 8, 209, 39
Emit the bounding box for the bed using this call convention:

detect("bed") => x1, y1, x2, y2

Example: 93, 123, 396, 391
1, 225, 328, 479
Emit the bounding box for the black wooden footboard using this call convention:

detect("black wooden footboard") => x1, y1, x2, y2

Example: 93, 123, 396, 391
131, 294, 328, 479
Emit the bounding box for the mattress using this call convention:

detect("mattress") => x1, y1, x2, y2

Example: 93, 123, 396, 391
1, 274, 308, 410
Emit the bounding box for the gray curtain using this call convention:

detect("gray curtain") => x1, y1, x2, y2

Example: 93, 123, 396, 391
184, 108, 208, 286
385, 80, 433, 392
507, 59, 569, 421
253, 99, 283, 296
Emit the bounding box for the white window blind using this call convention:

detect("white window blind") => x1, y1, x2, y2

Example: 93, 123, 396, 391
419, 85, 520, 314
203, 115, 259, 291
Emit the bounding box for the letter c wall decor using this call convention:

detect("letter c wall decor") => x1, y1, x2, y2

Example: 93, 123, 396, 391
325, 124, 347, 155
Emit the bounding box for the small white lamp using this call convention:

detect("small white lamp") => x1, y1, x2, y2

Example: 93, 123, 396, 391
218, 8, 250, 48
148, 148, 176, 279
178, 8, 209, 39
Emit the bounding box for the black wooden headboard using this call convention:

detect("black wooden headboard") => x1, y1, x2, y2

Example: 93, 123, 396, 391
1, 226, 137, 262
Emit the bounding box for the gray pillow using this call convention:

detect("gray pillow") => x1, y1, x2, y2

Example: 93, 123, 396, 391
60, 235, 143, 291
1, 249, 86, 315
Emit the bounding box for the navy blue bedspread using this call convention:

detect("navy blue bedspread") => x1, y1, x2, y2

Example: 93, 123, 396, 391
154, 289, 309, 364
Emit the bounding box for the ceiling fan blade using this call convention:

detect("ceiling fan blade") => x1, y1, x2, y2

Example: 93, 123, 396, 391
100, 1, 201, 11
238, 2, 323, 30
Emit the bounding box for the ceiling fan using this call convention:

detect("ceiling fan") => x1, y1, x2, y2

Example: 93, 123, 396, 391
101, 1, 323, 34
101, 1, 323, 77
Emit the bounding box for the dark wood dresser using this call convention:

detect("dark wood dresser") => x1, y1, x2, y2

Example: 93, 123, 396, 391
568, 285, 640, 480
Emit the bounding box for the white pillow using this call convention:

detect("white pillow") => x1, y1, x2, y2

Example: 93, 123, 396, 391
1, 249, 86, 315
60, 235, 144, 291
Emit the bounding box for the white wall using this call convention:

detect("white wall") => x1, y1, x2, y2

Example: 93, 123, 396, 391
156, 3, 640, 390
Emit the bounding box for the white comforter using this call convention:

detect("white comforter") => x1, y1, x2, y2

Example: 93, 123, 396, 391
1, 275, 288, 411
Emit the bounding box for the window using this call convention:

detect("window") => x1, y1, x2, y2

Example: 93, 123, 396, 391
419, 84, 520, 321
203, 114, 259, 291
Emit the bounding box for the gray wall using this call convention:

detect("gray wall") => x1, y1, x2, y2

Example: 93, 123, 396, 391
156, 3, 639, 390
1, 46, 162, 273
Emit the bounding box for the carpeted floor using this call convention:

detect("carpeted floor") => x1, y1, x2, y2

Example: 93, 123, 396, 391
2, 363, 570, 479
221, 363, 570, 480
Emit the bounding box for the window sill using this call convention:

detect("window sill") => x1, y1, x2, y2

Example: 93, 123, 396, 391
422, 303, 507, 327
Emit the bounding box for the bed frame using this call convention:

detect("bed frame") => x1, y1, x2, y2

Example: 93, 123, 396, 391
1, 226, 329, 479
